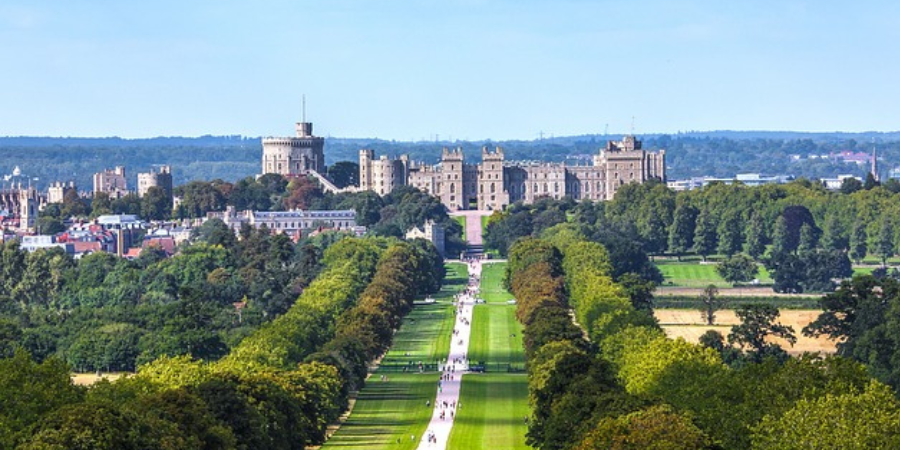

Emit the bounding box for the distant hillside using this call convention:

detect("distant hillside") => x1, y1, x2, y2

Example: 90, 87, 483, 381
1, 131, 898, 190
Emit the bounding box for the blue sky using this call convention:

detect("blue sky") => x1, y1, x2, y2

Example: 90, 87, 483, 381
1, 0, 897, 139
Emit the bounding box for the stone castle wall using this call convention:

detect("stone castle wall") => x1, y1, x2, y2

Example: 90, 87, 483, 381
359, 137, 665, 210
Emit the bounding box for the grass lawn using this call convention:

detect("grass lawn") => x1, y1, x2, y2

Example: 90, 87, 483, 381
468, 305, 525, 365
481, 215, 490, 234
382, 263, 466, 367
480, 262, 514, 303
655, 261, 773, 287
323, 263, 466, 450
322, 373, 440, 450
447, 374, 531, 450
453, 215, 467, 241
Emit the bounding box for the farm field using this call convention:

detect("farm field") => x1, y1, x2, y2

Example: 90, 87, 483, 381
447, 374, 530, 450
655, 309, 839, 355
480, 262, 514, 304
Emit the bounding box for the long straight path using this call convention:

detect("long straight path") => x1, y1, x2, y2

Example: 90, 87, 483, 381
416, 259, 481, 449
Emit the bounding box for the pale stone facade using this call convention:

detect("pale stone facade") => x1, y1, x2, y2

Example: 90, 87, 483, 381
406, 219, 446, 256
261, 122, 325, 176
137, 165, 173, 198
48, 181, 76, 204
208, 206, 357, 234
93, 166, 128, 198
359, 136, 665, 210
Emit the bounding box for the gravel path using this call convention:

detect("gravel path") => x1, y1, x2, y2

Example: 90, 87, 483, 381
416, 259, 481, 450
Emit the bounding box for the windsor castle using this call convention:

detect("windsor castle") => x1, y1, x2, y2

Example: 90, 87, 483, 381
359, 135, 665, 210
261, 120, 666, 211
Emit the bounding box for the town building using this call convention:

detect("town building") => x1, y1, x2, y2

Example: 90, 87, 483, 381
93, 166, 129, 198
261, 121, 325, 177
360, 135, 666, 210
137, 165, 173, 198
47, 181, 77, 204
406, 220, 446, 256
208, 206, 358, 234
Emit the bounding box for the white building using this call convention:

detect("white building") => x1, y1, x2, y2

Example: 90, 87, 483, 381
208, 206, 357, 234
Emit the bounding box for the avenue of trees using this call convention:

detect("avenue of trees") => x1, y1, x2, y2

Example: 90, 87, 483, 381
0, 235, 444, 449
505, 232, 900, 449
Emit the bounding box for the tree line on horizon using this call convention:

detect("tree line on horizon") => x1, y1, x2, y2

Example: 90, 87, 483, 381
1, 133, 899, 191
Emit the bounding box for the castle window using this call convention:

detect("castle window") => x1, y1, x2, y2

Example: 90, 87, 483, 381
554, 182, 559, 193
490, 183, 495, 194
543, 183, 548, 193
480, 185, 483, 194
630, 172, 634, 180
534, 183, 538, 193
450, 183, 456, 194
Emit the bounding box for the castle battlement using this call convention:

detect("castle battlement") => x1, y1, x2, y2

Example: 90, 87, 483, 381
360, 136, 665, 211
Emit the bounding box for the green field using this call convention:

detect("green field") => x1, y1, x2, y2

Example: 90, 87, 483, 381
468, 305, 524, 365
447, 374, 531, 450
480, 262, 514, 303
323, 373, 440, 449
454, 215, 467, 241
323, 264, 467, 450
656, 261, 773, 287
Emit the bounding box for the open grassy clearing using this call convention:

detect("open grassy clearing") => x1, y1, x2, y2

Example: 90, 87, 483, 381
468, 305, 525, 365
480, 262, 514, 303
656, 261, 773, 287
447, 374, 531, 450
655, 309, 838, 355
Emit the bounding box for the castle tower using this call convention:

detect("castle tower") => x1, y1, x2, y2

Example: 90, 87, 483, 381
19, 186, 37, 232
359, 149, 374, 191
261, 121, 326, 176
478, 146, 509, 210
872, 146, 880, 182
440, 147, 465, 210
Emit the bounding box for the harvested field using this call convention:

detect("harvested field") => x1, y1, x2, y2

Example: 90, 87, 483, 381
71, 372, 126, 386
654, 309, 840, 355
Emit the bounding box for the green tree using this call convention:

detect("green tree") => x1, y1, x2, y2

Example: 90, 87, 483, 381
698, 284, 724, 325
751, 381, 900, 450
821, 213, 849, 252
850, 218, 868, 264
716, 210, 744, 257
728, 304, 796, 362
840, 177, 863, 194
875, 217, 894, 266
716, 253, 759, 286
668, 201, 697, 261
744, 211, 767, 260
327, 161, 359, 188
692, 209, 717, 261
141, 185, 173, 220
770, 215, 790, 257
576, 405, 711, 450
798, 222, 818, 253
0, 350, 85, 449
